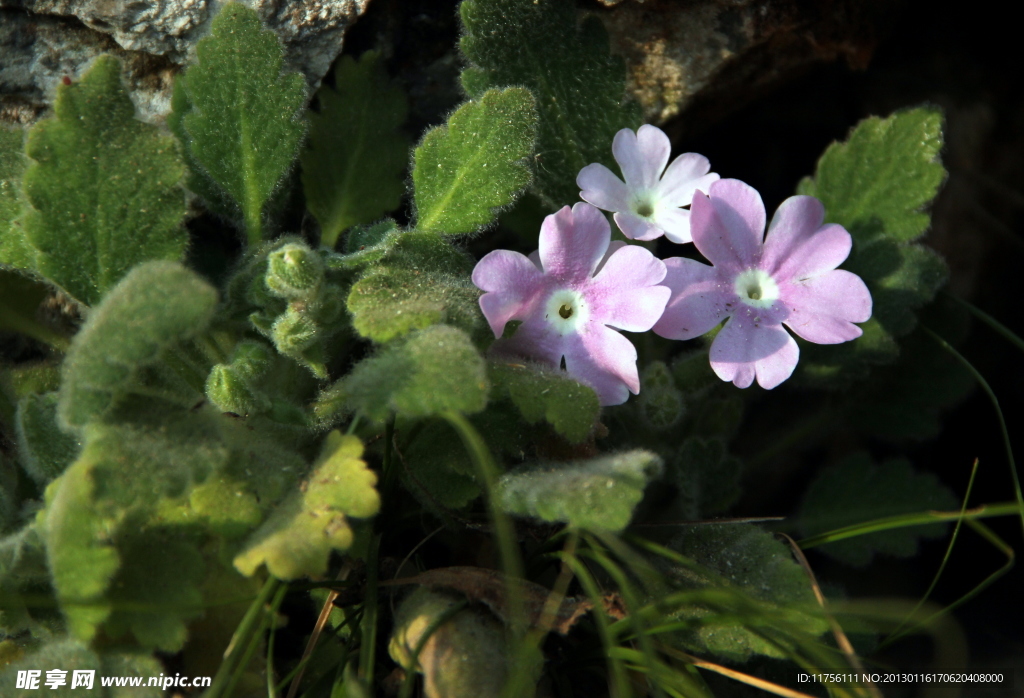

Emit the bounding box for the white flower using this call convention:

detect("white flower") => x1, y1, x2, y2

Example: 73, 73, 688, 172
577, 125, 719, 244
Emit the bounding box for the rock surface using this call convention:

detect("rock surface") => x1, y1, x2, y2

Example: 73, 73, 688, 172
0, 0, 371, 123
591, 0, 898, 126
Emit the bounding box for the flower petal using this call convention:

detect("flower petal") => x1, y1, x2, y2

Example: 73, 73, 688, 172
564, 325, 639, 406
589, 245, 669, 331
489, 314, 564, 368
595, 240, 628, 274
774, 224, 852, 282
782, 270, 872, 344
709, 317, 799, 389
473, 250, 547, 337
653, 207, 693, 244
614, 212, 664, 241
578, 163, 630, 211
691, 179, 765, 270
653, 257, 731, 340
538, 203, 610, 283
656, 153, 719, 205
613, 125, 670, 190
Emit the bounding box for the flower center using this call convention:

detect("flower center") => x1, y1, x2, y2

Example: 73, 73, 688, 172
545, 289, 589, 335
733, 268, 779, 309
631, 193, 656, 219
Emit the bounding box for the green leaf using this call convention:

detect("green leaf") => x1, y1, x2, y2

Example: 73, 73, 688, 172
636, 361, 685, 432
103, 528, 205, 651
234, 432, 380, 579
0, 270, 70, 352
798, 107, 945, 244
15, 392, 81, 485
799, 453, 958, 566
170, 3, 307, 245
489, 361, 599, 443
346, 231, 482, 343
459, 0, 642, 208
19, 55, 187, 307
666, 523, 827, 661
668, 438, 741, 520
345, 325, 488, 422
497, 450, 662, 531
302, 51, 409, 248
402, 420, 482, 511
797, 108, 949, 384
0, 523, 61, 637
0, 638, 163, 697
0, 126, 34, 269
58, 261, 218, 429
413, 87, 537, 235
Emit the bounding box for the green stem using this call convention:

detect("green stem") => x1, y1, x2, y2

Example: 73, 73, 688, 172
357, 534, 382, 691
922, 326, 1024, 538
0, 306, 70, 352
205, 576, 280, 698
943, 291, 1024, 356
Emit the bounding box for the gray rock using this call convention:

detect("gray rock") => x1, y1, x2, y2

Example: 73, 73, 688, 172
0, 0, 372, 124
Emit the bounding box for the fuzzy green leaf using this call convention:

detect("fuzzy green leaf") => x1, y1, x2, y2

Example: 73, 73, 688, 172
798, 108, 945, 244
347, 231, 481, 343
170, 3, 307, 245
0, 523, 60, 637
303, 51, 408, 247
58, 262, 218, 429
489, 361, 599, 443
797, 108, 949, 384
460, 0, 642, 208
234, 432, 379, 579
413, 87, 537, 235
497, 450, 662, 531
799, 453, 958, 566
0, 126, 34, 269
0, 270, 70, 352
15, 392, 81, 485
666, 524, 827, 661
19, 56, 187, 307
0, 639, 163, 698
669, 438, 742, 520
345, 325, 488, 422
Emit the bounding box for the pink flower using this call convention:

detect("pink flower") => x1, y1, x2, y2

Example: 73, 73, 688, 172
576, 125, 719, 244
472, 202, 671, 406
653, 179, 872, 389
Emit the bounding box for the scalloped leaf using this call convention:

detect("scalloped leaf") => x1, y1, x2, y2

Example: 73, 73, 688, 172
669, 438, 742, 520
346, 231, 481, 343
169, 3, 307, 244
58, 262, 218, 429
0, 126, 33, 269
15, 56, 187, 307
302, 51, 408, 248
459, 0, 642, 208
0, 638, 163, 697
234, 432, 379, 579
413, 87, 536, 235
797, 108, 949, 385
344, 325, 488, 422
488, 361, 598, 443
666, 524, 827, 661
497, 450, 662, 531
799, 453, 958, 566
15, 392, 81, 485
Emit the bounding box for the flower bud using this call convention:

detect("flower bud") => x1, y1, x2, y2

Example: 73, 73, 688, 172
265, 242, 324, 299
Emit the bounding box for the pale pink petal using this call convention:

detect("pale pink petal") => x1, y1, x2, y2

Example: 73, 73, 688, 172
528, 250, 542, 270
773, 224, 852, 282
656, 153, 719, 205
690, 179, 765, 270
709, 317, 799, 389
652, 207, 692, 244
578, 163, 630, 212
759, 195, 826, 277
614, 212, 663, 241
613, 126, 670, 190
538, 203, 610, 283
589, 246, 669, 331
595, 240, 628, 274
782, 270, 872, 344
473, 250, 547, 338
564, 326, 639, 406
653, 257, 731, 340
489, 314, 564, 368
